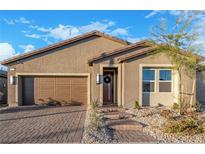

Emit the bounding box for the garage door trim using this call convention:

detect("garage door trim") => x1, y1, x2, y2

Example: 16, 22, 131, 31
15, 73, 91, 106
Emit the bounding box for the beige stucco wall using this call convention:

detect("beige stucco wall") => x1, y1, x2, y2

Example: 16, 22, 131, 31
91, 50, 195, 109
7, 36, 125, 106
122, 53, 195, 109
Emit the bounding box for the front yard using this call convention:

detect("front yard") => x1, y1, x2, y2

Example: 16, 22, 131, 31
127, 105, 205, 143
82, 101, 205, 143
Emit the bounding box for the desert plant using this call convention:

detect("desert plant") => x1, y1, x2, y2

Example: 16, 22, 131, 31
160, 109, 174, 119
192, 101, 201, 112
47, 98, 61, 106
90, 100, 101, 129
165, 117, 204, 135
134, 101, 141, 110
158, 103, 164, 107
91, 100, 99, 111
172, 103, 180, 111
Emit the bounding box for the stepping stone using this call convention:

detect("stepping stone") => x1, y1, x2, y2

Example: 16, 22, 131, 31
104, 112, 134, 120
107, 119, 143, 131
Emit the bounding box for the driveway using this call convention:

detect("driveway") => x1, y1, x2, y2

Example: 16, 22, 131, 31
0, 105, 87, 143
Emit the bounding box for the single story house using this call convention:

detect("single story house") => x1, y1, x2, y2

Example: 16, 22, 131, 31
0, 70, 7, 104
1, 30, 197, 108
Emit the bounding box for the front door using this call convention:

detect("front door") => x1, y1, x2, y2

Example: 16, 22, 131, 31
103, 71, 114, 105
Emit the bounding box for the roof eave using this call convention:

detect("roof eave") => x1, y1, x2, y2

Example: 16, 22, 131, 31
88, 40, 151, 65
1, 30, 130, 66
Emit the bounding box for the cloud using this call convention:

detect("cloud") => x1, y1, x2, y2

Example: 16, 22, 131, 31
25, 20, 126, 43
126, 37, 146, 43
0, 43, 20, 69
80, 21, 115, 33
25, 34, 41, 39
0, 43, 16, 61
19, 17, 30, 24
145, 11, 162, 19
2, 17, 31, 25
3, 18, 15, 25
19, 44, 35, 52
110, 28, 128, 36
29, 25, 52, 32
21, 30, 30, 33
49, 24, 79, 40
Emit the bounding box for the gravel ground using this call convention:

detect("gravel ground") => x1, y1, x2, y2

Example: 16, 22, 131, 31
127, 107, 205, 143
81, 108, 112, 144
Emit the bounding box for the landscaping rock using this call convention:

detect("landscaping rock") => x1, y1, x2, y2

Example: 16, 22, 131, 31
127, 107, 205, 143
81, 108, 112, 144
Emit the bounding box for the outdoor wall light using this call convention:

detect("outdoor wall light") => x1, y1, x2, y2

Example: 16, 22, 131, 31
96, 73, 101, 84
10, 76, 16, 85
10, 68, 16, 71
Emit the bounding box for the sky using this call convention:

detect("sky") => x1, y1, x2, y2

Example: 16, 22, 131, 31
0, 10, 205, 69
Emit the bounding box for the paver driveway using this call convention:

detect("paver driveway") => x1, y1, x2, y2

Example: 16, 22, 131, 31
0, 105, 87, 143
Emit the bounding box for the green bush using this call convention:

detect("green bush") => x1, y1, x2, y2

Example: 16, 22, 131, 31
165, 117, 204, 135
134, 101, 141, 110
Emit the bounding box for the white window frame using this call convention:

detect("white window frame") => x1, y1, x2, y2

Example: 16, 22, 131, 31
158, 68, 173, 93
143, 68, 156, 93
142, 67, 173, 93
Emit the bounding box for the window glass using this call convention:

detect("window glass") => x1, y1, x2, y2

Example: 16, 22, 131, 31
143, 69, 155, 81
159, 82, 171, 92
159, 70, 171, 81
143, 82, 155, 92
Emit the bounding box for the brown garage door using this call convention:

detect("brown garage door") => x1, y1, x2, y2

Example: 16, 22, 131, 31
22, 76, 87, 105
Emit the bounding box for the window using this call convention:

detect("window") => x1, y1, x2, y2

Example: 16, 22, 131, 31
143, 69, 155, 92
160, 70, 171, 81
159, 69, 172, 92
143, 69, 155, 80
142, 68, 173, 93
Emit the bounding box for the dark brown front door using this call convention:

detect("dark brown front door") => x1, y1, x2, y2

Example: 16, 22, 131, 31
103, 72, 114, 105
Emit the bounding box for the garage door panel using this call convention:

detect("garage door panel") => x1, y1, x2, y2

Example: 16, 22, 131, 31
70, 77, 87, 85
22, 76, 87, 105
55, 85, 71, 101
70, 85, 87, 104
56, 77, 71, 84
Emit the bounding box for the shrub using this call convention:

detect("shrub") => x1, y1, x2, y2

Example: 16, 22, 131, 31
172, 103, 179, 111
134, 101, 141, 110
165, 117, 204, 135
90, 100, 101, 129
91, 100, 99, 111
192, 101, 201, 112
160, 109, 173, 119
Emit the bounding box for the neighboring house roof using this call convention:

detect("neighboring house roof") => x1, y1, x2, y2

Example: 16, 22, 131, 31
88, 40, 151, 65
1, 30, 130, 65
